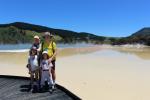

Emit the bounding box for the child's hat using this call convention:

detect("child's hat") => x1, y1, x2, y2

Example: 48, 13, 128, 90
42, 51, 48, 55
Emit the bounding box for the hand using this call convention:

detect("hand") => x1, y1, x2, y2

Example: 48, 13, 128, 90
48, 58, 52, 64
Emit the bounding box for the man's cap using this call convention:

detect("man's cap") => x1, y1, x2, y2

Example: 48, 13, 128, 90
44, 32, 53, 37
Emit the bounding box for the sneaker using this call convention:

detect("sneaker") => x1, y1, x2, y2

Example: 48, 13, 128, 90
30, 88, 34, 93
49, 88, 53, 94
52, 84, 56, 91
52, 85, 55, 90
39, 86, 44, 92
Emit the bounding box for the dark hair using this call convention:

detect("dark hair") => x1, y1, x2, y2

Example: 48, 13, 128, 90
29, 49, 37, 55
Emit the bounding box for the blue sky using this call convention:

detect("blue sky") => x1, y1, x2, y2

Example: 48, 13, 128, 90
0, 0, 150, 37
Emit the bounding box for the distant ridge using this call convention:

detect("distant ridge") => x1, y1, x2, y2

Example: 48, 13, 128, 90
131, 27, 150, 36
112, 28, 150, 45
0, 22, 150, 45
0, 22, 56, 33
0, 22, 105, 44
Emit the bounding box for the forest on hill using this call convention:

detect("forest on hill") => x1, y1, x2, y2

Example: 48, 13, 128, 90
0, 22, 150, 46
0, 22, 106, 44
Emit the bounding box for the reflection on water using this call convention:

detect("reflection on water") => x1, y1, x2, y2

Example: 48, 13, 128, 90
0, 46, 102, 67
112, 47, 150, 60
58, 46, 102, 57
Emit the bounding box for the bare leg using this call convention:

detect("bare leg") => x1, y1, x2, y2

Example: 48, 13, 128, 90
35, 69, 39, 81
51, 69, 56, 84
30, 73, 34, 88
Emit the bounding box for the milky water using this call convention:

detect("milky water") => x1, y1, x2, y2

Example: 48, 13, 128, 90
0, 46, 150, 100
56, 47, 150, 100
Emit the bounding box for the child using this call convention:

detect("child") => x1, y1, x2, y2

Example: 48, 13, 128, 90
32, 35, 42, 67
27, 46, 39, 92
40, 51, 54, 92
29, 35, 40, 56
32, 35, 40, 49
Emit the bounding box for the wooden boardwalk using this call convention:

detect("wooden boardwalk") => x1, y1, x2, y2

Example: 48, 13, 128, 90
0, 75, 81, 100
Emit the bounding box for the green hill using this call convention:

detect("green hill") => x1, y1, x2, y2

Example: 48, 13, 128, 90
0, 22, 150, 46
131, 27, 150, 36
129, 28, 150, 45
111, 28, 150, 46
0, 22, 106, 44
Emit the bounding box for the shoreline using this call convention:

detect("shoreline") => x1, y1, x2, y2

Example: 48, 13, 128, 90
0, 43, 149, 52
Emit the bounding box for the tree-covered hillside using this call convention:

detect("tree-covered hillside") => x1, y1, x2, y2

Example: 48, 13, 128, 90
113, 28, 150, 46
0, 22, 150, 46
0, 22, 106, 44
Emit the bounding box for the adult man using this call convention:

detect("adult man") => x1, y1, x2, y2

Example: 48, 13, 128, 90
39, 32, 57, 87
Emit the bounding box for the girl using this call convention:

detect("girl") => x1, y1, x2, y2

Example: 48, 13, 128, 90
40, 51, 54, 92
27, 46, 39, 92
